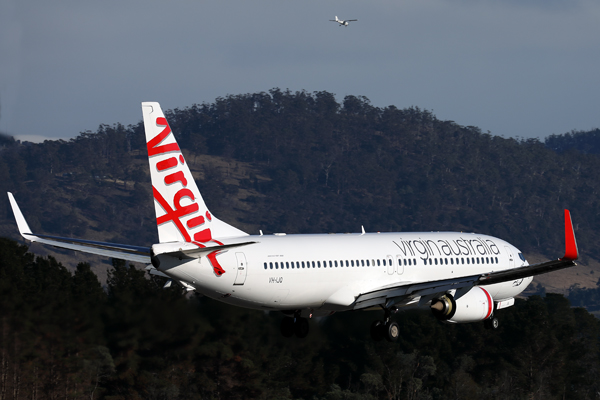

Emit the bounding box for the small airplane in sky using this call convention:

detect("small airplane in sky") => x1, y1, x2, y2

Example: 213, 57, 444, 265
8, 102, 579, 342
330, 16, 358, 27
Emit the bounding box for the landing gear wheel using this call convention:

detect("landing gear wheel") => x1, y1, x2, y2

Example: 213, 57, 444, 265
280, 317, 294, 337
294, 317, 309, 338
484, 317, 499, 330
370, 320, 384, 341
385, 321, 400, 342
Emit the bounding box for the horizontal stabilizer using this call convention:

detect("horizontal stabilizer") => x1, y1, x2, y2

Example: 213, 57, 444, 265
152, 240, 258, 260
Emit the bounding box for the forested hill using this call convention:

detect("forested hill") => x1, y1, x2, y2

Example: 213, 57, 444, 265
545, 128, 600, 154
0, 89, 599, 265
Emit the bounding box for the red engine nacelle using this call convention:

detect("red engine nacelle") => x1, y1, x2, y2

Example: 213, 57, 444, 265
431, 287, 494, 323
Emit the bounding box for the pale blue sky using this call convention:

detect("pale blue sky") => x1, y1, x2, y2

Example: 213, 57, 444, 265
1, 0, 599, 142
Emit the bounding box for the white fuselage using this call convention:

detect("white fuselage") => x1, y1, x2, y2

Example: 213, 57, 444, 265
157, 231, 532, 314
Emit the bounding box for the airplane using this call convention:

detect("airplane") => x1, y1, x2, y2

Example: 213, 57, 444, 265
7, 102, 579, 342
330, 16, 358, 27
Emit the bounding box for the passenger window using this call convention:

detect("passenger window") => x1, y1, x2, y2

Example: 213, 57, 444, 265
334, 260, 338, 267
270, 262, 273, 269
301, 261, 305, 269
264, 262, 267, 270
377, 259, 380, 266
466, 258, 470, 265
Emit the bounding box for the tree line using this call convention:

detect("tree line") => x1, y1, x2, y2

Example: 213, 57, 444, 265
0, 237, 599, 399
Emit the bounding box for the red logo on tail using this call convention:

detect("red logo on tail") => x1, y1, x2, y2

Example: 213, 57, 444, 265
149, 117, 226, 276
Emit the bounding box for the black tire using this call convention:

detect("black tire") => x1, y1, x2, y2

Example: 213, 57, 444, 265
370, 320, 384, 341
294, 318, 309, 338
385, 321, 400, 342
484, 317, 500, 330
280, 317, 294, 337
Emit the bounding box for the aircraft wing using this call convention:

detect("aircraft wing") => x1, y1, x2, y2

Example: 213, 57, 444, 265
8, 192, 151, 263
354, 209, 578, 310
477, 258, 575, 285
353, 275, 480, 310
479, 209, 578, 285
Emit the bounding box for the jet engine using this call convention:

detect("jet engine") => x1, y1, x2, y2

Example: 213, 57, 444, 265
431, 287, 494, 323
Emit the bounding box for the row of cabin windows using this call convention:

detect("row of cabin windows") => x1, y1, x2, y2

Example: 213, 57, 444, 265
263, 256, 500, 270
427, 256, 499, 266
263, 258, 417, 270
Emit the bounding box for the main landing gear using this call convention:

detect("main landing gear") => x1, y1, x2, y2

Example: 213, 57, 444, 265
370, 308, 400, 342
280, 313, 309, 338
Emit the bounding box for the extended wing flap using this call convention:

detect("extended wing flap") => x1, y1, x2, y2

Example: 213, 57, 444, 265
353, 275, 480, 310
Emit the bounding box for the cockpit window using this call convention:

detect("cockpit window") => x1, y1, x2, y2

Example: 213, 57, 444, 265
518, 253, 526, 262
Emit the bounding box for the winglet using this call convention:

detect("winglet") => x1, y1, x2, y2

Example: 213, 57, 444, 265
7, 192, 36, 241
562, 209, 578, 261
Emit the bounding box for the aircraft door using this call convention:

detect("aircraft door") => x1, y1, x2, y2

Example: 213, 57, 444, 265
387, 255, 395, 275
504, 246, 514, 269
234, 252, 248, 285
396, 255, 404, 275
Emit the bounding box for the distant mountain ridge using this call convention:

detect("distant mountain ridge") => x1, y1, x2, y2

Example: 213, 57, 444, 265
1, 89, 599, 277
